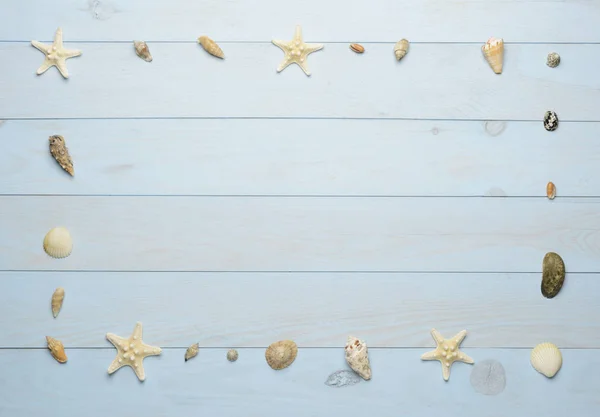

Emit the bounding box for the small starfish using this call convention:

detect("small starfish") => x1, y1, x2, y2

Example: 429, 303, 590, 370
31, 28, 82, 79
106, 322, 162, 381
272, 25, 323, 76
421, 328, 474, 381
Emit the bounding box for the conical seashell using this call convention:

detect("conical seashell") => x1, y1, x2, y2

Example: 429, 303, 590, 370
184, 342, 199, 361
541, 252, 565, 298
394, 39, 409, 61
49, 135, 74, 176
197, 36, 224, 59
265, 340, 297, 370
482, 37, 504, 74
46, 336, 67, 363
133, 40, 152, 62
51, 287, 65, 318
344, 335, 371, 380
531, 342, 562, 378
43, 227, 73, 259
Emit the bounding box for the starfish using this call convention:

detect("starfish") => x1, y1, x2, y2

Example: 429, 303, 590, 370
421, 328, 474, 381
31, 28, 82, 79
106, 322, 162, 381
272, 25, 323, 76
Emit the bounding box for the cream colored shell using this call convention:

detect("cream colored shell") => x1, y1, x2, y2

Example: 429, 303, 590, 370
133, 40, 152, 62
265, 340, 297, 370
197, 36, 224, 59
43, 227, 73, 259
345, 335, 372, 380
185, 343, 199, 361
227, 349, 239, 362
482, 37, 504, 74
46, 336, 67, 363
51, 287, 65, 318
531, 342, 562, 378
394, 39, 409, 61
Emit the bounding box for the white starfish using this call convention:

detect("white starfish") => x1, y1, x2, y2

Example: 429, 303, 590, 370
106, 322, 162, 381
31, 28, 82, 79
421, 328, 474, 381
272, 25, 323, 76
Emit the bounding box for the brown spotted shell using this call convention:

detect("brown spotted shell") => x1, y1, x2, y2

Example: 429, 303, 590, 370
265, 340, 297, 370
46, 336, 67, 363
542, 252, 565, 298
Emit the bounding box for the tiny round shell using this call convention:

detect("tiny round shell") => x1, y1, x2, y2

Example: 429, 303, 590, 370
227, 349, 238, 362
546, 52, 560, 68
265, 340, 297, 370
394, 39, 409, 60
531, 342, 562, 378
43, 227, 73, 259
546, 182, 556, 199
543, 111, 559, 131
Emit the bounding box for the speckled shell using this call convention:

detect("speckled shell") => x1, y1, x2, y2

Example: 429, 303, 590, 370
185, 343, 199, 361
46, 336, 67, 363
531, 342, 562, 378
546, 52, 560, 68
133, 40, 152, 62
543, 111, 559, 131
265, 340, 297, 370
197, 36, 224, 59
49, 135, 74, 176
394, 39, 409, 60
51, 287, 65, 318
541, 252, 565, 298
344, 336, 372, 380
482, 37, 504, 74
227, 349, 238, 362
546, 182, 556, 199
43, 227, 73, 259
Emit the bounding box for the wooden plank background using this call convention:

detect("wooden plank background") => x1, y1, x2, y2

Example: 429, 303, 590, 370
1, 0, 599, 416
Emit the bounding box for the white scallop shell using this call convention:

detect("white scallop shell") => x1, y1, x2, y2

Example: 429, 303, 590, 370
43, 227, 73, 259
530, 342, 562, 378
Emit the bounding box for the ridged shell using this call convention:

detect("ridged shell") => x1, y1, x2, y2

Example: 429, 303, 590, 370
43, 227, 73, 259
265, 340, 297, 370
482, 37, 504, 74
46, 336, 67, 363
350, 43, 365, 54
197, 36, 224, 59
541, 252, 565, 298
133, 40, 152, 62
546, 52, 560, 68
546, 182, 556, 199
543, 111, 559, 131
185, 343, 199, 361
394, 39, 409, 60
344, 335, 372, 380
531, 342, 562, 378
51, 287, 65, 318
227, 349, 238, 362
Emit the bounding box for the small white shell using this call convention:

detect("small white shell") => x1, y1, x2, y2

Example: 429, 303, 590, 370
394, 39, 409, 61
531, 342, 562, 378
43, 227, 73, 259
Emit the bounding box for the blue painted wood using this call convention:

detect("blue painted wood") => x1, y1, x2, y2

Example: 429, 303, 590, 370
1, 119, 599, 197
0, 348, 597, 417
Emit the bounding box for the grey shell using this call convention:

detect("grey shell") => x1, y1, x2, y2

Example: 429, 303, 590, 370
541, 252, 565, 298
543, 111, 559, 131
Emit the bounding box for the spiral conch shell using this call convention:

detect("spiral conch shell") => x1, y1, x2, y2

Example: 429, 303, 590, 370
185, 343, 199, 361
531, 342, 562, 378
43, 227, 73, 259
482, 37, 504, 74
133, 40, 152, 62
265, 340, 297, 370
51, 287, 65, 318
394, 39, 409, 61
46, 336, 67, 363
197, 36, 224, 59
345, 336, 372, 380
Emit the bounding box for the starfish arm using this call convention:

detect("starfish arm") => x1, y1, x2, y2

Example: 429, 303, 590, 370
457, 352, 475, 364
451, 330, 468, 345
140, 343, 162, 356
304, 43, 324, 54
53, 28, 64, 48
421, 349, 439, 361
132, 322, 143, 340
271, 40, 288, 51
61, 48, 82, 59
133, 363, 146, 381
293, 25, 303, 40
442, 363, 451, 381
106, 333, 128, 348
430, 329, 445, 345
55, 60, 70, 78
276, 58, 293, 73
107, 356, 126, 374
297, 61, 312, 76
31, 41, 50, 53
36, 60, 54, 75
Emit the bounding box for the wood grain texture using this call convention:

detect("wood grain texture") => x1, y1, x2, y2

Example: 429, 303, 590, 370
1, 272, 597, 348
2, 119, 600, 197
2, 0, 599, 42
1, 196, 599, 272
2, 42, 599, 120
0, 348, 598, 417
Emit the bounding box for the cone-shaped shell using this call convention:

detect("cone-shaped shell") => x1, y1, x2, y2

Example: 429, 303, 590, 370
46, 336, 67, 363
541, 252, 565, 298
531, 342, 562, 378
185, 343, 199, 361
482, 37, 503, 74
43, 227, 73, 259
51, 287, 65, 318
344, 335, 372, 380
394, 39, 409, 61
265, 340, 297, 370
133, 40, 152, 62
197, 36, 224, 59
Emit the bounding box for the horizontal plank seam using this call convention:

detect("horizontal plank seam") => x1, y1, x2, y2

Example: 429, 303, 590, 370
3, 40, 600, 45
1, 346, 596, 350
0, 270, 596, 274
2, 117, 599, 122
2, 194, 600, 198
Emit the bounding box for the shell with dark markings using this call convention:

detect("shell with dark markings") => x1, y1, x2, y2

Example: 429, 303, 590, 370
543, 111, 559, 131
541, 252, 565, 298
49, 135, 74, 176
546, 52, 560, 68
